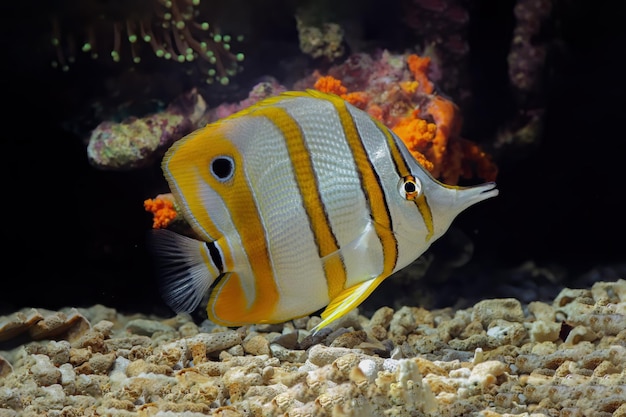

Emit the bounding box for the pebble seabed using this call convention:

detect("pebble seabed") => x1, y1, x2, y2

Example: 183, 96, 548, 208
1, 279, 625, 417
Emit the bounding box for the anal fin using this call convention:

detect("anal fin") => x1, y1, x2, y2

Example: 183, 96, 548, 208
312, 275, 387, 333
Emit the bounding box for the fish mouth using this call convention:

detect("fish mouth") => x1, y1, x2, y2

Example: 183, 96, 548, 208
475, 181, 499, 199
454, 181, 499, 209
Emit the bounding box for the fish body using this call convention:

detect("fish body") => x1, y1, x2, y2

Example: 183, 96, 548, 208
149, 90, 498, 330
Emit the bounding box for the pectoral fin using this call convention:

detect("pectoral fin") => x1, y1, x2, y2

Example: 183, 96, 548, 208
312, 275, 388, 332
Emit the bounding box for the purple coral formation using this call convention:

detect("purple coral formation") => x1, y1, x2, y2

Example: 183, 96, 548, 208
508, 0, 552, 98
87, 88, 207, 170
401, 0, 471, 102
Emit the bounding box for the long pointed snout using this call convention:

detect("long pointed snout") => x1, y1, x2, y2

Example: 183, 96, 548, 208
454, 181, 499, 211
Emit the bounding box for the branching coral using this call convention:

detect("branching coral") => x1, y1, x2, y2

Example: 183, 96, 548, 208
49, 0, 245, 84
310, 52, 498, 185
313, 75, 369, 109
144, 195, 179, 229
406, 54, 435, 95
314, 75, 348, 96
391, 110, 437, 172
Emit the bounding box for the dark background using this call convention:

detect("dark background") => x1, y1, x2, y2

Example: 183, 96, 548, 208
2, 0, 625, 316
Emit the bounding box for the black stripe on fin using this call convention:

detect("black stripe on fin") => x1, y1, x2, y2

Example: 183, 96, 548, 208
206, 241, 224, 273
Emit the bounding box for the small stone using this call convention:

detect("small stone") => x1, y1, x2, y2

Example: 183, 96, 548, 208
269, 344, 307, 363
460, 319, 484, 338
105, 334, 152, 350
243, 335, 270, 356
125, 359, 172, 376
0, 354, 13, 377
528, 301, 555, 322
0, 408, 18, 417
178, 321, 199, 337
469, 360, 508, 389
486, 319, 527, 345
292, 316, 309, 329
226, 344, 245, 356
58, 363, 76, 389
271, 331, 299, 349
369, 306, 394, 328
472, 298, 525, 328
45, 340, 71, 366
125, 318, 175, 336
188, 331, 242, 354
308, 344, 354, 367
212, 406, 244, 417
189, 339, 208, 364
528, 320, 561, 342
329, 330, 367, 348
87, 352, 116, 374
254, 323, 284, 333
368, 325, 388, 341
299, 327, 332, 350
30, 354, 62, 386
69, 348, 91, 366
70, 328, 106, 353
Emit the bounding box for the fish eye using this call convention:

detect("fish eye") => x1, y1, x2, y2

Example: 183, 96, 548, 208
210, 156, 235, 182
398, 175, 422, 200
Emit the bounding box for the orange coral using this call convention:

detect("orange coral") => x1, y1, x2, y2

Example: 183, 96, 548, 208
314, 75, 347, 96
420, 95, 462, 180
392, 109, 436, 172
314, 76, 369, 109
407, 54, 435, 95
144, 196, 178, 229
341, 91, 369, 109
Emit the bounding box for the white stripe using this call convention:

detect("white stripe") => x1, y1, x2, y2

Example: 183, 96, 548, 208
228, 115, 330, 319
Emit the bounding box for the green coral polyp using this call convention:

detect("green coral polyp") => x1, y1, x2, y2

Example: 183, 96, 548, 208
49, 0, 245, 84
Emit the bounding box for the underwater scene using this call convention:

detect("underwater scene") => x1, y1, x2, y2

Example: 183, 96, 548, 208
2, 0, 625, 415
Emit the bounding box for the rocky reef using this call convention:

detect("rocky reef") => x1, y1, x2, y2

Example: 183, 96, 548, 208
1, 279, 625, 416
